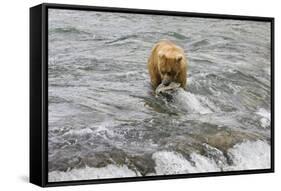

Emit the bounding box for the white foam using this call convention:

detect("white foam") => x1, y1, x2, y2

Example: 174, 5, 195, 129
152, 151, 194, 175
256, 108, 271, 128
65, 128, 93, 136
93, 122, 115, 138
48, 164, 139, 182
152, 151, 219, 175
152, 140, 270, 175
226, 140, 271, 170
189, 153, 221, 172
48, 141, 270, 182
175, 89, 213, 114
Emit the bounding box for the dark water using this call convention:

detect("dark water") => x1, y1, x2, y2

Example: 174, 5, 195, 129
48, 9, 271, 181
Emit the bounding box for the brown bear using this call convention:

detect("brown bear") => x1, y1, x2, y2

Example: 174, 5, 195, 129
147, 40, 187, 89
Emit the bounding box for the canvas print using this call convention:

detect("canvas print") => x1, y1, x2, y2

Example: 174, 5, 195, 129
48, 8, 271, 182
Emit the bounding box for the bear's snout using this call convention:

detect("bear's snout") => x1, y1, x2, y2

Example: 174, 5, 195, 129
162, 79, 171, 86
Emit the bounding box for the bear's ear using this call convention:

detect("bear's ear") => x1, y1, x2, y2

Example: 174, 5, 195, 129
176, 55, 183, 62
158, 52, 165, 59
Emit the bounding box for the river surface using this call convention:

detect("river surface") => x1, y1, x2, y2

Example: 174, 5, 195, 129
48, 9, 271, 182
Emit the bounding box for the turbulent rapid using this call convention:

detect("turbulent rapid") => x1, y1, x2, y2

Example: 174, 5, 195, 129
48, 9, 271, 182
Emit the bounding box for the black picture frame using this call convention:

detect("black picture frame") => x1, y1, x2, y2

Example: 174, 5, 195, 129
30, 3, 275, 187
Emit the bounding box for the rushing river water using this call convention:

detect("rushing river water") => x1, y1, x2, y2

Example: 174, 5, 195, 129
48, 9, 271, 182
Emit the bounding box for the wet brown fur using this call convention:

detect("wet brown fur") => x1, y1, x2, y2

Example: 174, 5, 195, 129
147, 40, 187, 89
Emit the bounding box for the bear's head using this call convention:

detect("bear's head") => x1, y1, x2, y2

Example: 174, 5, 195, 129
157, 51, 184, 86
